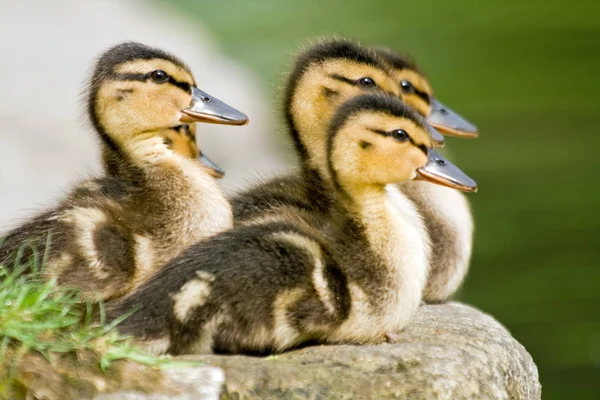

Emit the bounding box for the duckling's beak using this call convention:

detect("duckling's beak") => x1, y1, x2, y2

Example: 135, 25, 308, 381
181, 87, 249, 126
198, 152, 225, 179
428, 125, 445, 148
428, 99, 478, 139
415, 149, 478, 193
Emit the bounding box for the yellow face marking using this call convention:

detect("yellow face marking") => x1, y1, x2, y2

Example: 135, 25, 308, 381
291, 59, 400, 172
391, 69, 434, 117
95, 59, 197, 142
330, 111, 431, 188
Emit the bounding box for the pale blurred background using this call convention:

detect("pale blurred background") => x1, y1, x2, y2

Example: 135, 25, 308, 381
0, 0, 288, 230
0, 0, 599, 398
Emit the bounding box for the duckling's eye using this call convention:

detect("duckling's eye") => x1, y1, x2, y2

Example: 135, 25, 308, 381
150, 69, 169, 83
400, 80, 415, 94
358, 77, 376, 88
390, 129, 410, 142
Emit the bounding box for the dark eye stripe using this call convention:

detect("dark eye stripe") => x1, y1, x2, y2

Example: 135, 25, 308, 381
415, 142, 428, 155
368, 127, 428, 154
413, 87, 430, 104
167, 77, 192, 94
369, 128, 391, 137
112, 73, 192, 94
329, 74, 357, 86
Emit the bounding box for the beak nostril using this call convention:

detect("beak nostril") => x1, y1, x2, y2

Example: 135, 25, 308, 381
202, 97, 212, 103
435, 157, 447, 166
439, 108, 448, 115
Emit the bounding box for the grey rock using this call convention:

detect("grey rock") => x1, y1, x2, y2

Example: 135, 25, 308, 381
95, 366, 224, 400
182, 302, 541, 400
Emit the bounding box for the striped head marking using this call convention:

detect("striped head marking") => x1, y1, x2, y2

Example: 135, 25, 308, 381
89, 42, 197, 141
88, 42, 247, 146
285, 39, 401, 167
327, 93, 433, 189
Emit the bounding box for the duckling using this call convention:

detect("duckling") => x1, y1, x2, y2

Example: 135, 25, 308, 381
108, 93, 476, 355
0, 42, 248, 299
376, 48, 478, 302
283, 39, 444, 171
231, 39, 443, 225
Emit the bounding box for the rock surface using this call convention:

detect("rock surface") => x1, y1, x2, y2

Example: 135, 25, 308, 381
95, 366, 224, 400
2, 303, 539, 399
3, 349, 224, 400
186, 302, 541, 400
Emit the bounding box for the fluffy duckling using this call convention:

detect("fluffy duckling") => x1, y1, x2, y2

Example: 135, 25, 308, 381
0, 42, 247, 299
377, 48, 478, 302
230, 39, 476, 304
108, 93, 476, 355
232, 39, 442, 225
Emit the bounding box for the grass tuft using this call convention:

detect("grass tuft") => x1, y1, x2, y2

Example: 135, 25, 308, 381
0, 241, 199, 389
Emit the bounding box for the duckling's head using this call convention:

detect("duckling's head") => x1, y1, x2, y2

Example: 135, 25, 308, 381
377, 48, 478, 138
88, 42, 248, 148
327, 93, 477, 193
285, 39, 441, 170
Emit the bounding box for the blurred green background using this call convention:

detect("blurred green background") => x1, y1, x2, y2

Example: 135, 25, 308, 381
159, 0, 600, 398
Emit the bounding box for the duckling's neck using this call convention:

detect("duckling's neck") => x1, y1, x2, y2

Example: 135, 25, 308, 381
100, 129, 232, 262
98, 128, 171, 174
118, 131, 173, 164
342, 182, 430, 316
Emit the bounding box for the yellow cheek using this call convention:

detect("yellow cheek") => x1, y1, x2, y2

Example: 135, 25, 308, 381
334, 86, 361, 103
378, 81, 401, 97
413, 151, 428, 170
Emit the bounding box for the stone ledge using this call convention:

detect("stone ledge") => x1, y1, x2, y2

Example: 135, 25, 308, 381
186, 302, 541, 399
5, 303, 539, 399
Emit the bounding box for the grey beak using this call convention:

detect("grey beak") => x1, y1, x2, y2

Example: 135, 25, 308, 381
428, 124, 445, 148
198, 152, 225, 179
181, 87, 249, 126
427, 99, 478, 138
415, 149, 477, 193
